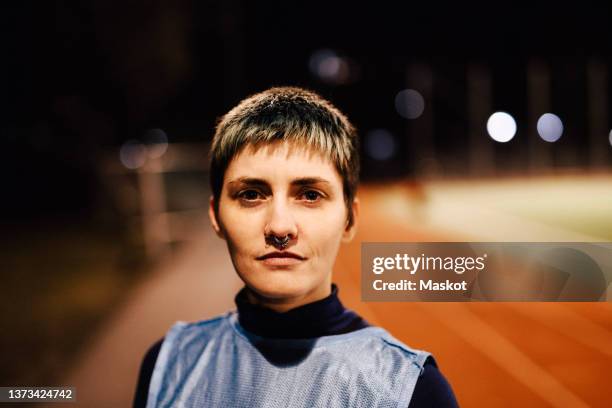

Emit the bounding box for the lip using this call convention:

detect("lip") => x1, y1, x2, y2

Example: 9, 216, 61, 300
256, 251, 306, 267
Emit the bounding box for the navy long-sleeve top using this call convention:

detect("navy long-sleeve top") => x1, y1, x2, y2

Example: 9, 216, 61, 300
133, 284, 458, 407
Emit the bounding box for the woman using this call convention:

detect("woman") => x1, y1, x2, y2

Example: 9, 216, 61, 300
134, 87, 458, 407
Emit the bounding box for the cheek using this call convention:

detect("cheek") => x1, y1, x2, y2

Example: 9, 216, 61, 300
218, 205, 263, 255
301, 206, 347, 254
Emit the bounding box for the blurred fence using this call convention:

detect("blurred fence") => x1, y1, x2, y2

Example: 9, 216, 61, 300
100, 142, 211, 261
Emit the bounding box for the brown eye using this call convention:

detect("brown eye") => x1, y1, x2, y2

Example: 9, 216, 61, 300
238, 190, 262, 201
301, 190, 323, 202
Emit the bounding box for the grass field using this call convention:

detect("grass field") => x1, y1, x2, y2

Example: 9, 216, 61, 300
425, 175, 612, 240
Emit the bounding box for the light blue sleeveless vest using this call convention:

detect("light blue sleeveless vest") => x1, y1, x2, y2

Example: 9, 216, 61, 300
147, 312, 430, 408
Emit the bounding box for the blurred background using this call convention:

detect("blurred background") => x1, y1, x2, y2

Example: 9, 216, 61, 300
1, 1, 611, 407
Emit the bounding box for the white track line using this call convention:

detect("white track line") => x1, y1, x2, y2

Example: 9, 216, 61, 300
507, 303, 612, 358
421, 303, 591, 408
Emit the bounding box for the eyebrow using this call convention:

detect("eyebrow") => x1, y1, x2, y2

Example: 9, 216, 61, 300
227, 177, 332, 187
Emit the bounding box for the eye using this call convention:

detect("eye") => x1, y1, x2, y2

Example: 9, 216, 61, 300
300, 189, 323, 203
237, 189, 263, 201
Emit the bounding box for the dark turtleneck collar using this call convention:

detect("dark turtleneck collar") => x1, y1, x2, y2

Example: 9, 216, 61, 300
235, 283, 368, 339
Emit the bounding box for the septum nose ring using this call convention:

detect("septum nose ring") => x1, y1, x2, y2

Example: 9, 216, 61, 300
267, 235, 291, 250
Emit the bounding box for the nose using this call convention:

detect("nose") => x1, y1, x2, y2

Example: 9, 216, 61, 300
264, 197, 298, 241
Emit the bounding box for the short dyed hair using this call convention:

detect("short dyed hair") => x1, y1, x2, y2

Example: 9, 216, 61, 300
209, 86, 360, 227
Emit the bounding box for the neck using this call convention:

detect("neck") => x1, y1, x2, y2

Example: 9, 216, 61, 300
235, 283, 369, 339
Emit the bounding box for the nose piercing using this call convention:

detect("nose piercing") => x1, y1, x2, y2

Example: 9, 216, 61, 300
267, 235, 291, 249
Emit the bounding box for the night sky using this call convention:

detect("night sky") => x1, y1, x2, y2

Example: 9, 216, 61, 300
1, 1, 611, 219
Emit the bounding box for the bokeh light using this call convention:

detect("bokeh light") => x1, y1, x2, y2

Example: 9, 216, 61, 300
144, 128, 169, 158
308, 49, 351, 85
395, 89, 425, 119
609, 130, 612, 147
119, 140, 147, 169
486, 112, 517, 143
365, 129, 396, 160
537, 113, 563, 142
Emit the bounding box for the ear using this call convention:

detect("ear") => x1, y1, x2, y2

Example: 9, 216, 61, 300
208, 196, 226, 239
342, 197, 360, 243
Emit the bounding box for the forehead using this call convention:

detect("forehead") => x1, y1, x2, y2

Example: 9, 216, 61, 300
224, 141, 342, 184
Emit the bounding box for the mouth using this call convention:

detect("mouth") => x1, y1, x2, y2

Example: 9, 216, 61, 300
256, 251, 306, 266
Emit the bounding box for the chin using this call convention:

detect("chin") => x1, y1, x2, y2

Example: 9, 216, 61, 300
244, 270, 320, 300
